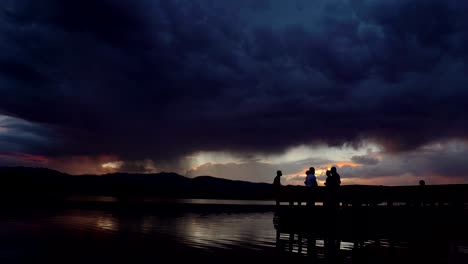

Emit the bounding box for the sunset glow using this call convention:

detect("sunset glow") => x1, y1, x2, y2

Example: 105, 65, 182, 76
102, 161, 124, 170
0, 153, 49, 164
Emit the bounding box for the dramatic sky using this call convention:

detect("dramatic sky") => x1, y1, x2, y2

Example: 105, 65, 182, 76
1, 0, 468, 185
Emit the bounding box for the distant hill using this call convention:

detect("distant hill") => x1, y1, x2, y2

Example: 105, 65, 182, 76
0, 167, 273, 200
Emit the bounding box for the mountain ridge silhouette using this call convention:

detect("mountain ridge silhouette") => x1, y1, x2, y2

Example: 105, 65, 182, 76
0, 166, 273, 200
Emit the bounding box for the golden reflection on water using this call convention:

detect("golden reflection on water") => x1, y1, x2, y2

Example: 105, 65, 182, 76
4, 208, 467, 261
95, 216, 118, 232
49, 212, 119, 234
37, 208, 467, 258
137, 213, 276, 250
194, 214, 274, 249
54, 210, 276, 250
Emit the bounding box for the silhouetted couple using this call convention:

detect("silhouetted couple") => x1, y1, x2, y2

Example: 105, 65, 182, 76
325, 167, 341, 188
305, 167, 318, 188
303, 166, 341, 188
324, 167, 341, 209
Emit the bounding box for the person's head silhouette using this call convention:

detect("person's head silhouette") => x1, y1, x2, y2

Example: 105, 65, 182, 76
419, 180, 426, 186
277, 170, 282, 177
326, 170, 331, 177
308, 167, 315, 175
331, 167, 337, 174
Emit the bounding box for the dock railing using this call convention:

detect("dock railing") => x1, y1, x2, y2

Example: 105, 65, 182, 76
273, 184, 468, 245
275, 184, 468, 208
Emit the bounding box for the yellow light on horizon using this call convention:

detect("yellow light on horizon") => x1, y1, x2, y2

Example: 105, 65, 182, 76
102, 161, 124, 170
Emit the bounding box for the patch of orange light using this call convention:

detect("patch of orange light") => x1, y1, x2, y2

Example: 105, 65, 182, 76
0, 153, 49, 163
189, 162, 211, 172
315, 168, 327, 176
329, 161, 360, 168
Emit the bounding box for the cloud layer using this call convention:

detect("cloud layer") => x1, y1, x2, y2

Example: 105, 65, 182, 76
1, 0, 468, 179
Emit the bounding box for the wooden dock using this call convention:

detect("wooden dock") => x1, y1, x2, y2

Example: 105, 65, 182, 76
274, 184, 468, 247
275, 184, 468, 207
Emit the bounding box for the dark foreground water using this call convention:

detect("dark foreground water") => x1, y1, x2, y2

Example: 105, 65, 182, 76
0, 200, 467, 264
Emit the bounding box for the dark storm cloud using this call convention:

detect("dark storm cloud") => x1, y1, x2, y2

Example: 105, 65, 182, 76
0, 116, 55, 155
351, 154, 379, 166
1, 0, 468, 164
340, 141, 468, 181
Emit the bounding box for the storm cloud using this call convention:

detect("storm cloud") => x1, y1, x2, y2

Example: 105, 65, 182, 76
1, 0, 468, 173
351, 153, 379, 165
341, 141, 468, 180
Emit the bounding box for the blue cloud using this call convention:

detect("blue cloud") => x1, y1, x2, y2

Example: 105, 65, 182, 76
0, 0, 467, 164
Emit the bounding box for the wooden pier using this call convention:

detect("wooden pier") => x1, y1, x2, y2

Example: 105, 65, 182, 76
274, 184, 468, 251
275, 184, 468, 207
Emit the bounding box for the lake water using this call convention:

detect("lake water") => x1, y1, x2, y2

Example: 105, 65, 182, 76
0, 199, 466, 263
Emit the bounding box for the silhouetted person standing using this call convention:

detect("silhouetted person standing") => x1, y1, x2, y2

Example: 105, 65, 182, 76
305, 167, 318, 188
325, 167, 341, 210
330, 167, 341, 188
324, 170, 332, 208
418, 179, 428, 207
325, 167, 341, 189
273, 170, 283, 206
324, 169, 341, 260
324, 170, 331, 187
304, 167, 318, 207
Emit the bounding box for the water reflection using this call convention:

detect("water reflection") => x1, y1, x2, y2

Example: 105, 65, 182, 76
275, 231, 348, 260
139, 212, 276, 250
48, 212, 119, 234
1, 207, 467, 264
165, 213, 276, 250
145, 198, 275, 205
66, 196, 276, 205
274, 229, 468, 263
274, 228, 468, 263
44, 210, 276, 250
95, 216, 118, 232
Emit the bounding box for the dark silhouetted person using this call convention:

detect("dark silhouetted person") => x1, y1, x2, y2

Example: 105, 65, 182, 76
324, 169, 342, 261
324, 170, 331, 187
325, 167, 341, 209
305, 167, 318, 207
273, 170, 283, 206
273, 170, 283, 189
324, 170, 331, 207
305, 167, 318, 188
418, 179, 428, 207
330, 167, 341, 187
